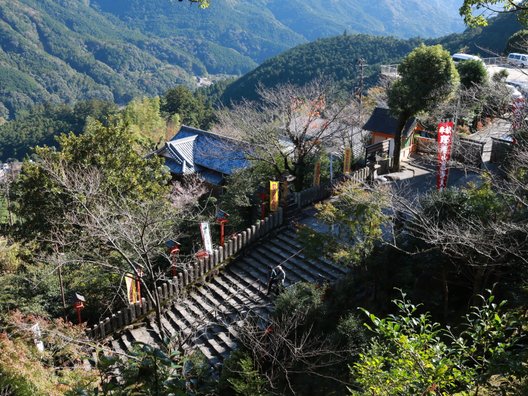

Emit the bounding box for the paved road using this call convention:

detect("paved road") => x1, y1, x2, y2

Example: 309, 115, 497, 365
487, 65, 528, 87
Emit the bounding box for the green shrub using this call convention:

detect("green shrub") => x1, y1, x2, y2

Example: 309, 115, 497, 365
274, 282, 324, 320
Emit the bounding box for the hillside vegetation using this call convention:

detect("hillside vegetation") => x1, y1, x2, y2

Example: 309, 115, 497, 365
92, 0, 464, 51
0, 0, 181, 117
221, 34, 422, 103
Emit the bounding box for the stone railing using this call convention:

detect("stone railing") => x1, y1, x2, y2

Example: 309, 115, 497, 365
294, 182, 332, 209
490, 137, 515, 164
293, 167, 370, 209
482, 56, 507, 66
87, 208, 284, 339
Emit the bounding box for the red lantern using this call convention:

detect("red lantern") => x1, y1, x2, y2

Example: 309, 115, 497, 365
73, 293, 85, 324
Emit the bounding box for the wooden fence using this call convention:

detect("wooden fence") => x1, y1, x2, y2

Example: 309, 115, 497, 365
87, 208, 284, 339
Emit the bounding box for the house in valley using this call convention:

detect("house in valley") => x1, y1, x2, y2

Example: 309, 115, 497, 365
363, 107, 423, 161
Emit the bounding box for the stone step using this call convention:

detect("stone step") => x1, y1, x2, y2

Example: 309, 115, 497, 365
229, 263, 271, 292
171, 301, 199, 330
233, 256, 273, 283
129, 325, 158, 347
193, 284, 253, 335
248, 247, 317, 284
188, 293, 216, 319
185, 296, 229, 338
205, 279, 253, 315
176, 300, 212, 333
212, 274, 256, 306
256, 242, 337, 282
118, 331, 134, 353
231, 257, 270, 283
146, 319, 168, 345
276, 231, 348, 276
110, 338, 126, 357
197, 343, 217, 364
201, 335, 227, 358
227, 264, 267, 293
165, 309, 190, 338
194, 284, 236, 319
160, 315, 178, 336
108, 223, 351, 368
248, 243, 315, 279
217, 330, 237, 351
218, 269, 264, 300
242, 255, 309, 287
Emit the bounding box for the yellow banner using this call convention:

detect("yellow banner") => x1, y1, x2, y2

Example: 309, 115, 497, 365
313, 161, 321, 186
270, 181, 279, 212
125, 273, 137, 304
343, 147, 352, 174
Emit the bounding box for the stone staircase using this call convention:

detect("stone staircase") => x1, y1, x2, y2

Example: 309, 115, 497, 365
107, 226, 348, 366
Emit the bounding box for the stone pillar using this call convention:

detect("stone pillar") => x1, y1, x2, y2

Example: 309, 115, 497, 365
117, 310, 123, 329
99, 321, 106, 339
129, 304, 136, 322
218, 246, 224, 264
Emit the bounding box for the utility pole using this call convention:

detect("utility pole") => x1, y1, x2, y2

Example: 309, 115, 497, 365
356, 58, 366, 113
350, 58, 366, 154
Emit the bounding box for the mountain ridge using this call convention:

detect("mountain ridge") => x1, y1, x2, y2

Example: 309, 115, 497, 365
219, 12, 521, 105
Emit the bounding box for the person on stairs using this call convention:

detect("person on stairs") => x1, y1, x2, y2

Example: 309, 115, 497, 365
266, 264, 286, 295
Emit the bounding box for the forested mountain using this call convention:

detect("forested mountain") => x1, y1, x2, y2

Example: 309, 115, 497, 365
0, 0, 181, 118
221, 34, 423, 104
0, 0, 465, 118
220, 12, 520, 104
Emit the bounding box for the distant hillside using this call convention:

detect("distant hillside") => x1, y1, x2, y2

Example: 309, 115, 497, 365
92, 0, 464, 56
220, 12, 521, 105
0, 1, 177, 118
220, 34, 423, 104
429, 13, 523, 56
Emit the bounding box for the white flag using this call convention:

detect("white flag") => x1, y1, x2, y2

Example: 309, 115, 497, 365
200, 222, 213, 255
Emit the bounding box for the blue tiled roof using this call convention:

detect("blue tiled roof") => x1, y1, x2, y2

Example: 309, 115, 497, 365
166, 135, 196, 174
163, 157, 184, 174
195, 166, 225, 185
168, 125, 250, 176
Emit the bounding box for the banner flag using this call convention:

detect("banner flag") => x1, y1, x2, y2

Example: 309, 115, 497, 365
125, 273, 137, 304
269, 181, 279, 212
343, 147, 352, 174
313, 161, 321, 186
200, 222, 213, 255
436, 121, 454, 191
